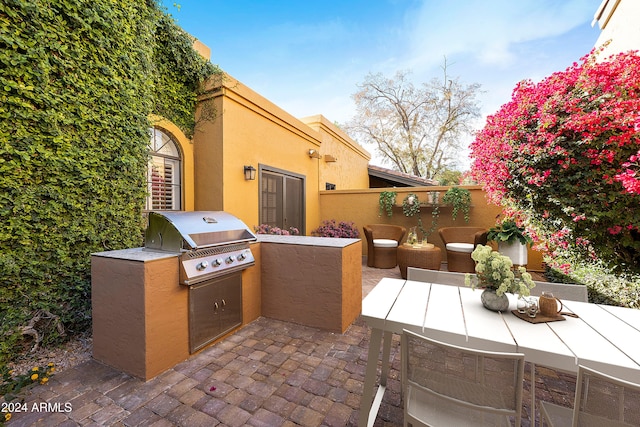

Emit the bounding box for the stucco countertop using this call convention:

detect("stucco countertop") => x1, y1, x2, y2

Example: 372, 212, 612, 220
256, 234, 360, 248
91, 247, 179, 262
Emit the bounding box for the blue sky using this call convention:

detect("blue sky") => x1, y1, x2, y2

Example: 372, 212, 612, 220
162, 0, 603, 167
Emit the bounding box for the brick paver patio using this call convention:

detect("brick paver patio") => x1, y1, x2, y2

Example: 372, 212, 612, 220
6, 262, 576, 426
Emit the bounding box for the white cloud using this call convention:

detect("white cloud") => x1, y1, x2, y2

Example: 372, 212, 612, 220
404, 0, 597, 71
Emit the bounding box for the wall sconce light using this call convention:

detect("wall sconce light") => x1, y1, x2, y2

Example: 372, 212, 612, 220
324, 154, 337, 163
308, 149, 321, 159
243, 165, 256, 180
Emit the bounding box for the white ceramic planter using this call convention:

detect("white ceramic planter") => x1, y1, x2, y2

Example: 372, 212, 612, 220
499, 241, 528, 266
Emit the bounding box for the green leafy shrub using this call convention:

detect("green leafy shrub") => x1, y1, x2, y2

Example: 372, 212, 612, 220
545, 256, 640, 308
487, 219, 533, 246
0, 0, 220, 367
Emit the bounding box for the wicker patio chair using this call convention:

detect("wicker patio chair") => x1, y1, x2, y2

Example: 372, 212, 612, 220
363, 224, 406, 268
438, 227, 487, 273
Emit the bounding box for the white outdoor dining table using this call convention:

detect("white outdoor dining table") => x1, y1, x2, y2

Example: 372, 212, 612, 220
358, 278, 640, 427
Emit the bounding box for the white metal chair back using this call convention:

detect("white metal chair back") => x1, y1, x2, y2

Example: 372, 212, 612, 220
530, 280, 588, 302
401, 329, 525, 427
541, 365, 640, 426
406, 267, 468, 286
407, 268, 588, 302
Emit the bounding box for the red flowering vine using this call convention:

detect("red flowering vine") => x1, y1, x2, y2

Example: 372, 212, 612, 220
616, 149, 640, 194
470, 49, 640, 272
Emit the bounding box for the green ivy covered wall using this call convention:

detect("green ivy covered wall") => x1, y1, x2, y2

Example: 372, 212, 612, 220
0, 0, 220, 365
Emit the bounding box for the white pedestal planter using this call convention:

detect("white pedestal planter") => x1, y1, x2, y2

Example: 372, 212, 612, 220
498, 241, 528, 266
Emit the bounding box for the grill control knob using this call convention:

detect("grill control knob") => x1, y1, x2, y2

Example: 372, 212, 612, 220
213, 258, 222, 267
237, 252, 246, 261
196, 261, 209, 271
225, 256, 234, 264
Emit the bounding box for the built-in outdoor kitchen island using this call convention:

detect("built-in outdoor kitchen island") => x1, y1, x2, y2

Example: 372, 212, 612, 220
257, 234, 362, 334
92, 222, 362, 381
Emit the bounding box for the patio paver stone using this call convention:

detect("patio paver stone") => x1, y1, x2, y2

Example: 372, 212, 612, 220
5, 262, 574, 427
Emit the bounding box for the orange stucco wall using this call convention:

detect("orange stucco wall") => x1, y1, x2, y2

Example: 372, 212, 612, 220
149, 68, 543, 269
318, 186, 545, 271
91, 250, 190, 381
190, 74, 370, 235
300, 114, 371, 190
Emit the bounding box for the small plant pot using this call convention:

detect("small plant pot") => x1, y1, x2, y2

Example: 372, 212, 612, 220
481, 288, 510, 312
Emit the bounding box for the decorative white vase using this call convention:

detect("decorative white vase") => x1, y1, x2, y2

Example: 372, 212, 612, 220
499, 241, 528, 266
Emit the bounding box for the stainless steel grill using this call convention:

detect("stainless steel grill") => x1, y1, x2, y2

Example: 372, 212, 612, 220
144, 211, 257, 353
145, 211, 257, 285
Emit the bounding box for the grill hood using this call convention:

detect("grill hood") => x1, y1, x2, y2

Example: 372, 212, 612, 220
145, 211, 257, 252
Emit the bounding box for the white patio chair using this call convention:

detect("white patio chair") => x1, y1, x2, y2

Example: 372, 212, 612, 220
540, 364, 640, 427
406, 267, 467, 286
525, 279, 587, 423
401, 329, 525, 427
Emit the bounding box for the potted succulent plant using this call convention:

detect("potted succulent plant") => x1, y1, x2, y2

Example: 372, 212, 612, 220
487, 219, 533, 266
465, 245, 535, 311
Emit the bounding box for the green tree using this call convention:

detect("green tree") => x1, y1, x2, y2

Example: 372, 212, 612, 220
436, 169, 463, 185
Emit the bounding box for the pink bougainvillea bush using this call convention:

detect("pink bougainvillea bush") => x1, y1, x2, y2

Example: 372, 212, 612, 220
470, 50, 640, 272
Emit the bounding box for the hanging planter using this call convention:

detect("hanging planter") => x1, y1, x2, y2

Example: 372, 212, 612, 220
442, 187, 471, 222
378, 191, 397, 217
428, 191, 439, 204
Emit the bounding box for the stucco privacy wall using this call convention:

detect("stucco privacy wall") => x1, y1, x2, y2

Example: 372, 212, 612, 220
318, 186, 544, 270
192, 74, 370, 234
300, 114, 371, 191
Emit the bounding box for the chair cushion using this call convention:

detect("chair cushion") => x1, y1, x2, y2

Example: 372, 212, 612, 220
446, 243, 474, 253
373, 239, 399, 248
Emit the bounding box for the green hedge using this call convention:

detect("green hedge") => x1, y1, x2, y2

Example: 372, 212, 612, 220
546, 259, 640, 308
0, 0, 219, 365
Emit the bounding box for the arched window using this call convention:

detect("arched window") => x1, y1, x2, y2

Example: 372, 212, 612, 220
146, 128, 182, 211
